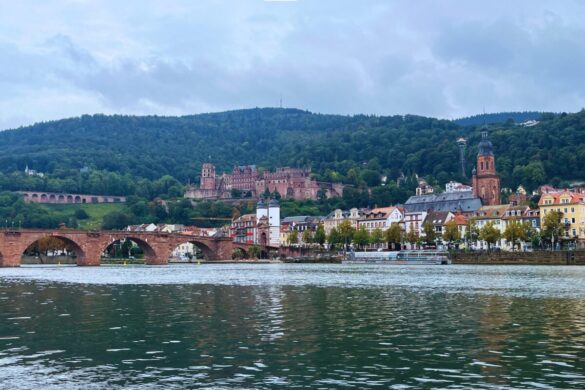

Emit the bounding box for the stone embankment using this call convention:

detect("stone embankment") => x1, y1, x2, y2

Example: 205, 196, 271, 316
450, 251, 585, 265
21, 255, 76, 265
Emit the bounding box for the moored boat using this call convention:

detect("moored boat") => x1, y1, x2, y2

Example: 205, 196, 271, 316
343, 250, 450, 265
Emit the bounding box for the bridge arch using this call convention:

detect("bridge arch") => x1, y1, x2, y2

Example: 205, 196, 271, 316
101, 236, 157, 264
231, 245, 249, 260
21, 234, 87, 265
171, 239, 216, 261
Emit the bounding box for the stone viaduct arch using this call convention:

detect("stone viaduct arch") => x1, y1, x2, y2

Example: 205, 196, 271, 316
0, 230, 269, 267
21, 233, 88, 264
101, 235, 158, 264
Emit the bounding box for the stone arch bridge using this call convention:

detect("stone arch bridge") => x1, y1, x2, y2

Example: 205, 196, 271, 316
0, 229, 265, 267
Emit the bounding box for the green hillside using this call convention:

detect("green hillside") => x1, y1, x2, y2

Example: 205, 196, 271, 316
43, 203, 126, 230
0, 107, 584, 197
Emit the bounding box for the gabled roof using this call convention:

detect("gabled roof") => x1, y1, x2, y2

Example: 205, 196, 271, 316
453, 212, 468, 225
538, 190, 585, 206
281, 216, 318, 224
425, 211, 451, 225
474, 205, 509, 219
405, 191, 482, 213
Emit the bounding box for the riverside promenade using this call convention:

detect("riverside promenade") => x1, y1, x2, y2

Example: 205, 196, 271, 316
450, 250, 585, 265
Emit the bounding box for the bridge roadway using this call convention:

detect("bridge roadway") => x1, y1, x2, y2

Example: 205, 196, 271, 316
0, 229, 261, 267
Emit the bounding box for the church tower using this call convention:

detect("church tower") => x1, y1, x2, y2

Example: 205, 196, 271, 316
472, 127, 501, 205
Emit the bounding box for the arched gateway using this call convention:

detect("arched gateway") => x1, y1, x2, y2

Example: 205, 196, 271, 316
0, 229, 269, 267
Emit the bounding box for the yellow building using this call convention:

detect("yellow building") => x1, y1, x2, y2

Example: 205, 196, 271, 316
539, 190, 585, 248
322, 208, 364, 235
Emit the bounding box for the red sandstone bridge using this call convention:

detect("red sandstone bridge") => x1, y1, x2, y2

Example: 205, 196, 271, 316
0, 229, 265, 267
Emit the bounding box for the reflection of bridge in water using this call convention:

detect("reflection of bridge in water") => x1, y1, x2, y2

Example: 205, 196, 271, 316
0, 229, 269, 267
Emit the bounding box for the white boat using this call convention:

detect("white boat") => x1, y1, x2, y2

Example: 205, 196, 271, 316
344, 250, 450, 265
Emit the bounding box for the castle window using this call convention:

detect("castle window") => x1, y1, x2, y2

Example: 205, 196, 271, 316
480, 162, 484, 170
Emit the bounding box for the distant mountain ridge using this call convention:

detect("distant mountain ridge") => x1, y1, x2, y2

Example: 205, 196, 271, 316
0, 107, 583, 194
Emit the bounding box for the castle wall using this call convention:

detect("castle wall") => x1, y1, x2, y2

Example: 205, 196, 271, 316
189, 164, 343, 201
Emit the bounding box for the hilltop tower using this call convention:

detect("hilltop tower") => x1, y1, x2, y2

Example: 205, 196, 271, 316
200, 163, 216, 190
456, 137, 467, 178
472, 127, 500, 205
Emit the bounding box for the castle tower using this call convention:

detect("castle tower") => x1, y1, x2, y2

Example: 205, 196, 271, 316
200, 163, 216, 190
256, 198, 268, 220
472, 128, 500, 205
456, 137, 467, 178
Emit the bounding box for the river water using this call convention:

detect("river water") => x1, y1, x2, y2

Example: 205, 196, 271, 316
1, 264, 584, 389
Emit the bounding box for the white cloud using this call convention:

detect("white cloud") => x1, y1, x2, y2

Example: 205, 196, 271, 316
1, 0, 585, 129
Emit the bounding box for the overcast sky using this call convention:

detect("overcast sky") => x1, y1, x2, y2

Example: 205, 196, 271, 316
1, 0, 585, 129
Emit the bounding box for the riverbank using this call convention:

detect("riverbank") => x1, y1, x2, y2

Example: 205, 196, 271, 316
450, 250, 585, 265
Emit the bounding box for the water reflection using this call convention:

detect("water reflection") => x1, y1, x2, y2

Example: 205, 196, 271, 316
0, 265, 584, 388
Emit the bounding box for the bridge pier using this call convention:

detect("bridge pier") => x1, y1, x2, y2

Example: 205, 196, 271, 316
0, 253, 22, 267
76, 255, 101, 266
0, 232, 25, 267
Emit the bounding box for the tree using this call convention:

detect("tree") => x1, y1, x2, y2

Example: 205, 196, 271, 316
248, 245, 261, 259
423, 222, 437, 246
327, 227, 340, 249
288, 230, 299, 246
442, 220, 461, 247
406, 225, 419, 249
542, 210, 563, 249
371, 228, 384, 248
522, 222, 541, 250
121, 239, 134, 258
337, 220, 355, 250
232, 248, 245, 260
384, 223, 403, 250
231, 188, 243, 198
466, 218, 480, 249
302, 229, 314, 246
353, 226, 371, 249
102, 211, 132, 230
503, 218, 526, 251
314, 224, 326, 247
231, 207, 241, 220
74, 209, 89, 220
479, 221, 501, 251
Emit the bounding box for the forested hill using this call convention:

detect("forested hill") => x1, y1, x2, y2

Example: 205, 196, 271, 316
453, 111, 547, 126
0, 107, 584, 194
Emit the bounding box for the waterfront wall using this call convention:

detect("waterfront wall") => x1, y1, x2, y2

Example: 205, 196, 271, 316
21, 255, 76, 265
450, 251, 585, 265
